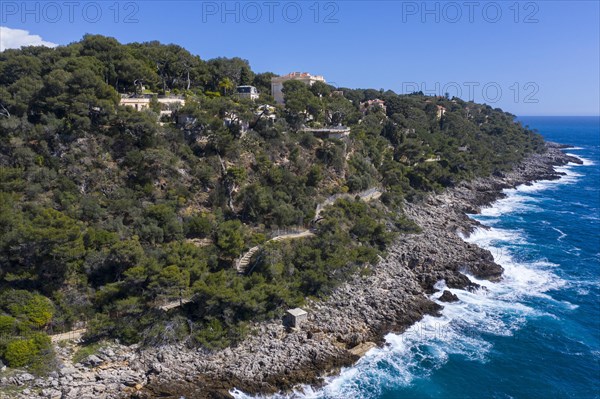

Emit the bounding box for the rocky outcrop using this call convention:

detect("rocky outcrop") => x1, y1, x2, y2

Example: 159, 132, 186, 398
439, 290, 460, 303
2, 143, 577, 399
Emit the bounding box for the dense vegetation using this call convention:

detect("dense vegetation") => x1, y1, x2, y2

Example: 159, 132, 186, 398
0, 35, 544, 370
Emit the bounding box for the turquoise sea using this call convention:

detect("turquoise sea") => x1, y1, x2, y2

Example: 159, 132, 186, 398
234, 116, 600, 399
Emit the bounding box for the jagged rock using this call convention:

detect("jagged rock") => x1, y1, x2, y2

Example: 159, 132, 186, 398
97, 348, 115, 361
94, 384, 106, 392
16, 373, 35, 384
59, 366, 78, 377
123, 377, 139, 387
439, 290, 460, 303
149, 362, 162, 374
41, 388, 62, 399
82, 354, 103, 367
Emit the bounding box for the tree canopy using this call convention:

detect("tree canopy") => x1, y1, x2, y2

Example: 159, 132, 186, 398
0, 35, 544, 370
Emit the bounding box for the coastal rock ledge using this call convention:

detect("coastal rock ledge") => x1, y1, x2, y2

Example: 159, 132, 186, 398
1, 143, 578, 399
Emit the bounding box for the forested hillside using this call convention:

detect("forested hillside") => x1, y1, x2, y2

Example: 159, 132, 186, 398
0, 35, 544, 371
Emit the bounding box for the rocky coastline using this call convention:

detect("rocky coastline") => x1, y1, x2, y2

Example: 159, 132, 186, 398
0, 143, 581, 399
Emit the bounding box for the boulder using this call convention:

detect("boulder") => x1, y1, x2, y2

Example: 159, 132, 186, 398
16, 372, 35, 384
41, 388, 62, 399
439, 290, 459, 303
59, 366, 78, 377
82, 354, 103, 367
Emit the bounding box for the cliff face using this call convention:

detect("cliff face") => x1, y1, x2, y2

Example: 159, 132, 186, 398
0, 144, 579, 399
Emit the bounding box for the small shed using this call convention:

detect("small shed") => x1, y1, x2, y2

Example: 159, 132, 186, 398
285, 308, 308, 329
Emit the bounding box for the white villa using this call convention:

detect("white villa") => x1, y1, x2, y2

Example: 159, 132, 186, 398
236, 85, 259, 100
120, 94, 186, 116
271, 72, 326, 105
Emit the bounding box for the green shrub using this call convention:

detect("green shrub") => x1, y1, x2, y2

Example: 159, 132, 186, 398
0, 315, 17, 335
4, 339, 38, 367
23, 295, 54, 328
184, 214, 212, 238
1, 290, 54, 328
3, 333, 53, 369
194, 319, 230, 350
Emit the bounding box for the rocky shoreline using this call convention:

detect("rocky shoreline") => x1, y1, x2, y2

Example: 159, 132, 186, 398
0, 143, 581, 399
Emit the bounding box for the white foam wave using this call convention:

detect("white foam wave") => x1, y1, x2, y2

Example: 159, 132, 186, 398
478, 160, 585, 218
232, 229, 567, 399
462, 226, 525, 246
465, 227, 566, 298
479, 192, 541, 216
555, 165, 583, 177
233, 157, 582, 399
551, 227, 567, 241
566, 153, 596, 166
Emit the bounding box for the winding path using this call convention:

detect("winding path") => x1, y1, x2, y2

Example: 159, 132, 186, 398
236, 188, 382, 274
236, 230, 315, 274
98, 189, 384, 315
50, 328, 87, 343
49, 190, 384, 339
313, 187, 382, 222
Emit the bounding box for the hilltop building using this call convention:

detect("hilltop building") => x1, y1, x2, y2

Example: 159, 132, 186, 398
236, 85, 259, 100
271, 72, 326, 105
436, 105, 447, 119
120, 94, 185, 116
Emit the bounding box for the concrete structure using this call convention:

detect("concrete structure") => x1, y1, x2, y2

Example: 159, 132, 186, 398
271, 72, 326, 104
436, 105, 447, 119
236, 85, 259, 100
120, 94, 185, 114
302, 126, 351, 140
285, 308, 308, 329
120, 96, 151, 111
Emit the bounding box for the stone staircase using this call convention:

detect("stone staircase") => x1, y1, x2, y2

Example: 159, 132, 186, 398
158, 298, 192, 311
235, 188, 382, 274
236, 245, 261, 274
236, 230, 315, 274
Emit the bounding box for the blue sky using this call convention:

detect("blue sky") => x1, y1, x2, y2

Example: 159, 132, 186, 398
1, 0, 599, 116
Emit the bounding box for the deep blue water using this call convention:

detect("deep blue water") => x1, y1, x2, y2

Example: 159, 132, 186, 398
234, 116, 600, 399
